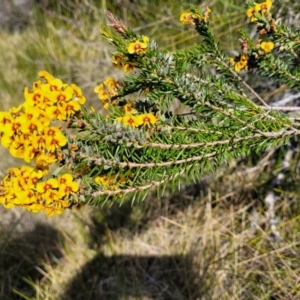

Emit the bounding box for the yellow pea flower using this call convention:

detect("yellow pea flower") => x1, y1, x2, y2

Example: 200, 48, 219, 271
136, 113, 158, 127
36, 178, 59, 194
180, 12, 195, 25
116, 115, 142, 127
127, 36, 149, 54
124, 103, 137, 115
261, 41, 274, 53
58, 174, 79, 197
44, 127, 67, 152
38, 70, 54, 83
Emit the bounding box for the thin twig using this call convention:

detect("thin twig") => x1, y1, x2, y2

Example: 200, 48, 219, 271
260, 106, 300, 111
92, 165, 188, 197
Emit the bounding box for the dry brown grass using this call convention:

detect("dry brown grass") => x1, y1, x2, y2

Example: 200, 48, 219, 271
2, 161, 300, 299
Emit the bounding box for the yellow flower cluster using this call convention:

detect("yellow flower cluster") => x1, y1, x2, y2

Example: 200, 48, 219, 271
95, 173, 128, 192
229, 21, 275, 73
117, 112, 158, 128
25, 71, 86, 121
0, 71, 85, 216
0, 110, 66, 165
127, 36, 149, 55
247, 0, 272, 22
180, 12, 196, 25
116, 102, 159, 128
0, 168, 79, 216
112, 53, 135, 72
0, 71, 86, 167
180, 7, 211, 25
231, 40, 274, 73
94, 80, 159, 127
94, 77, 159, 132
123, 102, 137, 115
94, 77, 120, 109
233, 54, 249, 72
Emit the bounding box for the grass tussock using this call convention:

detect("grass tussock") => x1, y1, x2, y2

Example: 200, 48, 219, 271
1, 0, 300, 299
2, 167, 300, 299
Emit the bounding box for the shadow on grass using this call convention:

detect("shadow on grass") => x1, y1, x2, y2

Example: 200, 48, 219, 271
67, 160, 291, 299
0, 222, 63, 300
88, 179, 209, 247
63, 253, 200, 300
63, 182, 210, 299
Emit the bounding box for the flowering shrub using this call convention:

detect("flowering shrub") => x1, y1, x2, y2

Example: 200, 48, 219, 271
1, 1, 300, 216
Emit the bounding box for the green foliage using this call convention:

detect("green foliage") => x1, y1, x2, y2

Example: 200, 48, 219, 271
61, 4, 300, 207
2, 1, 300, 215
3, 2, 300, 300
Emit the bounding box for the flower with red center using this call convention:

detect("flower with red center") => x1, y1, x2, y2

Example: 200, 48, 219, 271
36, 110, 51, 127
116, 115, 142, 127
0, 112, 13, 132
46, 105, 67, 121
18, 113, 44, 135
46, 78, 64, 92
10, 176, 27, 193
58, 174, 79, 197
36, 178, 59, 194
136, 113, 158, 127
24, 87, 43, 107
26, 93, 54, 112
50, 87, 73, 104
180, 12, 195, 25
112, 54, 135, 72
123, 62, 135, 73
247, 6, 259, 22
16, 189, 38, 205
44, 200, 69, 216
22, 109, 40, 121
3, 116, 23, 137
62, 100, 81, 119
9, 140, 26, 160
26, 169, 43, 189
124, 103, 137, 115
13, 132, 31, 145
261, 41, 274, 53
43, 189, 64, 206
255, 0, 272, 12
35, 152, 56, 175
103, 77, 119, 90
247, 0, 272, 22
127, 36, 149, 54
23, 145, 38, 163
112, 53, 124, 69
38, 70, 54, 83
94, 84, 109, 101
1, 134, 14, 149
32, 80, 42, 90
71, 84, 86, 105
44, 126, 67, 152
234, 54, 249, 72
31, 134, 47, 150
